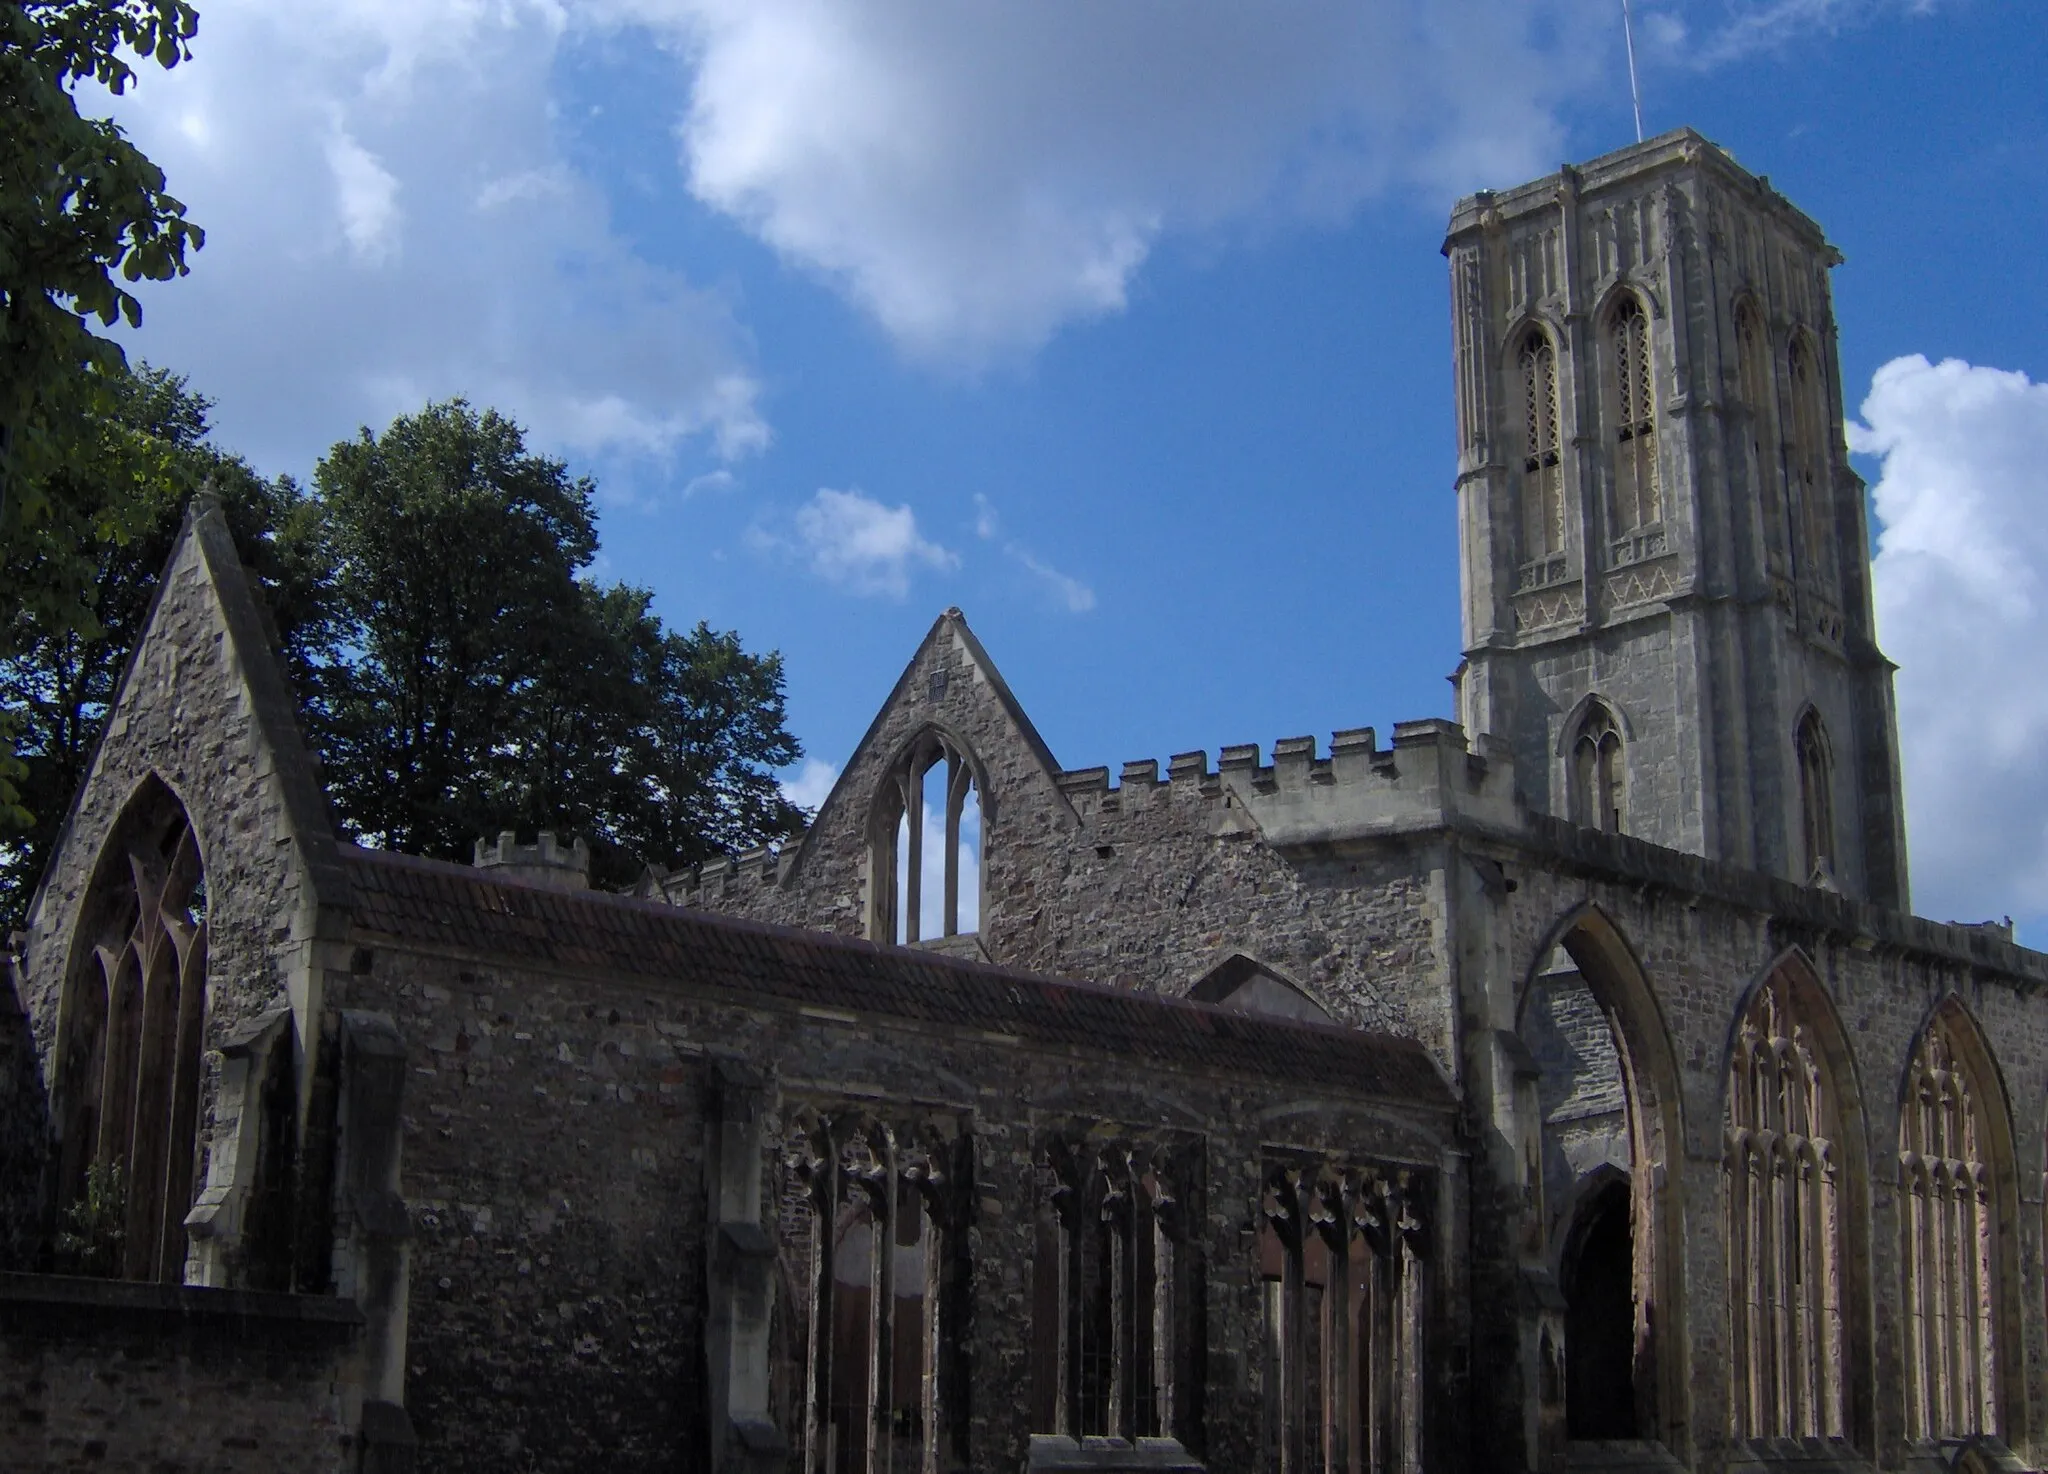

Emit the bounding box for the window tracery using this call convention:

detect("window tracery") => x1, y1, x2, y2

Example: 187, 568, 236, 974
1787, 332, 1835, 590
870, 731, 981, 945
1898, 1010, 2001, 1441
1568, 702, 1625, 835
1796, 711, 1835, 882
1260, 1161, 1427, 1474
57, 781, 209, 1282
1734, 300, 1789, 580
1722, 967, 1847, 1441
1518, 328, 1565, 564
1608, 295, 1659, 533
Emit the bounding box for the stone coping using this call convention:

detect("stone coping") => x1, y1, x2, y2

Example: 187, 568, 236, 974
0, 1271, 364, 1335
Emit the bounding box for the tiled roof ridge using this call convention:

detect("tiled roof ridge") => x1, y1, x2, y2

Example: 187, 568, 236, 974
337, 843, 1452, 1104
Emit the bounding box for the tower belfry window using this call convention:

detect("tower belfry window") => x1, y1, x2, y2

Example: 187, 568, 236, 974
1795, 712, 1835, 882
1569, 703, 1625, 834
1735, 300, 1788, 578
871, 730, 981, 945
1608, 295, 1659, 533
1518, 328, 1565, 562
1787, 333, 1833, 588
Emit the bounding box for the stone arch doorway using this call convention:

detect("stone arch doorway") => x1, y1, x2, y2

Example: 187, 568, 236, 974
1518, 903, 1688, 1455
1561, 1174, 1636, 1439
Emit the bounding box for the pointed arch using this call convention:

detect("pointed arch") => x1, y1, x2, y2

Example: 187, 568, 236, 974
1522, 903, 1689, 1453
52, 771, 211, 1282
1718, 949, 1872, 1447
1732, 295, 1790, 579
1896, 995, 2020, 1442
1604, 291, 1660, 533
1562, 697, 1628, 834
1795, 707, 1837, 883
867, 725, 988, 945
1512, 320, 1566, 563
1785, 327, 1835, 589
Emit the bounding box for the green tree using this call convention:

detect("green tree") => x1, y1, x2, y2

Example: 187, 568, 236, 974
305, 400, 804, 885
0, 363, 323, 931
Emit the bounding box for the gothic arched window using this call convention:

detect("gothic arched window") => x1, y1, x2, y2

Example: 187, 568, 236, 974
1608, 294, 1659, 532
870, 730, 982, 945
1787, 332, 1833, 587
1898, 1005, 2004, 1441
56, 778, 209, 1282
1569, 702, 1626, 834
1518, 327, 1565, 562
1795, 711, 1835, 882
1723, 965, 1849, 1441
1734, 300, 1788, 578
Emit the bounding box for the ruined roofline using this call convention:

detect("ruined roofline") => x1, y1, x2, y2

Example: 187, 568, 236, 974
1442, 124, 1833, 257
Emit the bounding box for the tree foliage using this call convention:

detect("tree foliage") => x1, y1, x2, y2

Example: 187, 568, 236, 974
0, 363, 319, 931
303, 400, 805, 886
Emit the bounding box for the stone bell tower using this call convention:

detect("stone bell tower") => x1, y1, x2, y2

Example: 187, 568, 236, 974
1443, 128, 1908, 908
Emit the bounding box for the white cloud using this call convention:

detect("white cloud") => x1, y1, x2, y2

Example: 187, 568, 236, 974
781, 757, 840, 813
595, 0, 1624, 364
1015, 550, 1096, 614
786, 487, 957, 598
1858, 355, 2048, 930
102, 0, 767, 479
1640, 0, 1942, 68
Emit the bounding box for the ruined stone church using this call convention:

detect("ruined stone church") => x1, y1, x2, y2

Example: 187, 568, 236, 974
4, 128, 2044, 1474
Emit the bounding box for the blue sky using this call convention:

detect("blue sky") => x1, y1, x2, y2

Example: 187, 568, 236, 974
100, 0, 2048, 933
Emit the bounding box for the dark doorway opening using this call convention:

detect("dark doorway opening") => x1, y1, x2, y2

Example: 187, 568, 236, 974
1563, 1176, 1637, 1440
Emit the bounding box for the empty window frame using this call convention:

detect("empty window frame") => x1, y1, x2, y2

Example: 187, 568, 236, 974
56, 780, 210, 1282
783, 1113, 964, 1474
1260, 1163, 1427, 1474
1795, 711, 1836, 881
1898, 1010, 2002, 1442
1568, 703, 1626, 835
1032, 1137, 1201, 1448
1517, 327, 1566, 563
872, 731, 982, 944
1607, 294, 1659, 533
1723, 968, 1847, 1440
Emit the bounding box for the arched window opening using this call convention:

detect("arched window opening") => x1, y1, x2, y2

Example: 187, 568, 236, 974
1796, 712, 1836, 883
1608, 295, 1659, 533
1568, 703, 1626, 834
1518, 328, 1566, 564
1898, 1009, 2002, 1442
1787, 333, 1834, 587
785, 1115, 953, 1474
872, 732, 981, 945
1734, 301, 1789, 579
56, 781, 209, 1282
1562, 1177, 1637, 1440
1723, 967, 1848, 1442
1260, 1162, 1425, 1473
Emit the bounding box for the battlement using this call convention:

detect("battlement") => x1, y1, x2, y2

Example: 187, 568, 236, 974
1057, 717, 1520, 847
472, 830, 590, 892
646, 835, 799, 909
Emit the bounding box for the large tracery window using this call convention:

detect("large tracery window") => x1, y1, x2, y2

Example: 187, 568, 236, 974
1032, 1135, 1201, 1449
1786, 332, 1834, 589
1898, 1007, 2003, 1442
1723, 966, 1848, 1442
1259, 1161, 1427, 1474
1734, 300, 1789, 580
1518, 328, 1566, 563
1796, 711, 1836, 882
781, 1111, 967, 1474
1607, 295, 1659, 533
871, 731, 982, 945
56, 779, 209, 1282
1568, 702, 1625, 835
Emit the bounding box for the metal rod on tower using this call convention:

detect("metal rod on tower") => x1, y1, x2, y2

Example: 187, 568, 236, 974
1621, 0, 1645, 142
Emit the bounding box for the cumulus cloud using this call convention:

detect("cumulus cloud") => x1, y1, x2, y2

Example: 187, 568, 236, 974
1856, 355, 2048, 930
101, 0, 767, 478
593, 0, 1625, 363
780, 757, 840, 813
784, 487, 958, 597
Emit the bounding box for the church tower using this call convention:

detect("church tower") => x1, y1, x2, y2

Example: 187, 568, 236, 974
1443, 128, 1908, 907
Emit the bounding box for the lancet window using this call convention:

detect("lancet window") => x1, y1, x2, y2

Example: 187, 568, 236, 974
1734, 300, 1789, 580
871, 730, 982, 945
1898, 1010, 2001, 1441
56, 781, 210, 1282
1032, 1134, 1201, 1448
1786, 332, 1834, 589
780, 1111, 968, 1474
1568, 702, 1625, 835
1517, 328, 1566, 563
1722, 967, 1847, 1441
1796, 712, 1836, 882
1259, 1161, 1427, 1474
1607, 295, 1659, 532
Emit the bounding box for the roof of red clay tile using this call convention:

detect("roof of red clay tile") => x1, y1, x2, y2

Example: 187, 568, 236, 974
339, 845, 1455, 1108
